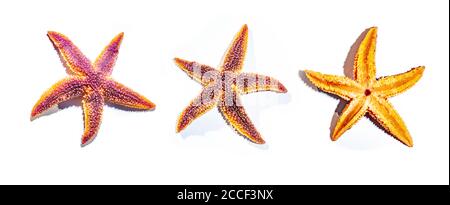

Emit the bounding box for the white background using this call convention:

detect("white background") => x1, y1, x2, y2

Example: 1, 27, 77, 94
0, 0, 448, 185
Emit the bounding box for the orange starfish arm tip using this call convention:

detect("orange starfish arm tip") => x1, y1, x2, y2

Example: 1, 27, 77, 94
373, 66, 425, 98
354, 27, 377, 85
31, 77, 85, 120
237, 73, 287, 94
368, 96, 413, 147
104, 80, 155, 110
176, 86, 220, 133
218, 92, 265, 144
304, 70, 363, 100
220, 24, 249, 72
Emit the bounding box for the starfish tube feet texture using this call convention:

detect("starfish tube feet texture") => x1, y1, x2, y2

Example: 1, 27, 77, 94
174, 24, 287, 144
31, 31, 155, 147
305, 27, 425, 147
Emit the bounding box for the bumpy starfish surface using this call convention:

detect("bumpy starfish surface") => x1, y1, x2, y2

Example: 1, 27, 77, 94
174, 25, 287, 144
31, 32, 155, 146
305, 27, 425, 147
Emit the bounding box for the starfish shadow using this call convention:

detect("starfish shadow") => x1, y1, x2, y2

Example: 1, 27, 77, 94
242, 92, 292, 123
30, 97, 81, 121
300, 70, 348, 137
179, 109, 224, 138
302, 28, 371, 138
300, 28, 384, 147
59, 98, 82, 109
29, 105, 63, 121
31, 97, 154, 122
105, 103, 156, 112
331, 28, 370, 140
334, 28, 399, 147
59, 98, 155, 112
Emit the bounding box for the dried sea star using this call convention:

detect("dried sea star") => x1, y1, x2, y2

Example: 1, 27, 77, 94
305, 27, 425, 147
175, 25, 287, 144
31, 32, 155, 146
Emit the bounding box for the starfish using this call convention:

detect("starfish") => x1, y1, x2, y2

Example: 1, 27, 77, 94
174, 24, 287, 144
31, 31, 155, 146
305, 27, 425, 147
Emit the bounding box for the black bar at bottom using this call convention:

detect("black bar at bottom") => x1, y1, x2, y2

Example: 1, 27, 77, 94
1, 185, 448, 203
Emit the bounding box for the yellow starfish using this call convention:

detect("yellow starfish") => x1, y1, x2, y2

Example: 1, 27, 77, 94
305, 27, 425, 147
174, 25, 287, 144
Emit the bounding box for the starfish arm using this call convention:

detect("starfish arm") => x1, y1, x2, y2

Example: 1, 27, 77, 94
331, 97, 369, 141
368, 96, 413, 147
373, 66, 425, 98
354, 27, 378, 85
305, 70, 364, 100
176, 84, 221, 132
174, 58, 218, 85
218, 89, 265, 144
220, 24, 248, 72
236, 73, 288, 94
103, 79, 155, 110
81, 92, 104, 146
31, 77, 85, 120
47, 31, 93, 76
94, 33, 124, 75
